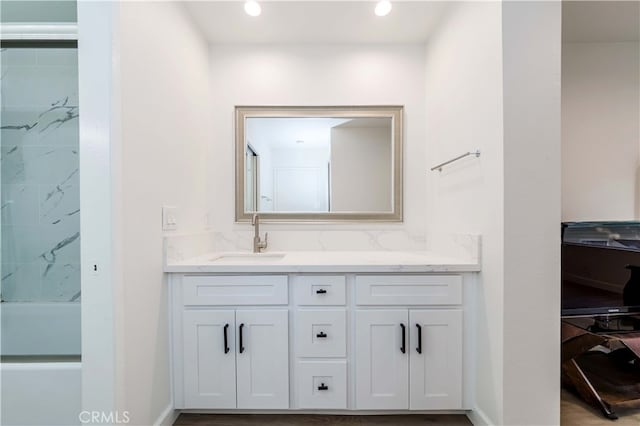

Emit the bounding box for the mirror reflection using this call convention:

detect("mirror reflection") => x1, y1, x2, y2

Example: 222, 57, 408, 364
235, 106, 403, 222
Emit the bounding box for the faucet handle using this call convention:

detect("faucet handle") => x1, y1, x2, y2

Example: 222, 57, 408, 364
257, 232, 268, 250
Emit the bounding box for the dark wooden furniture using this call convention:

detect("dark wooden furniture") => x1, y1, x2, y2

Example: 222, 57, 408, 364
562, 318, 640, 419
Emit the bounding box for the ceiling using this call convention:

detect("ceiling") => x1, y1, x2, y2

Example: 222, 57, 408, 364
335, 117, 391, 128
247, 117, 350, 150
563, 1, 640, 43
184, 1, 450, 44
246, 117, 391, 150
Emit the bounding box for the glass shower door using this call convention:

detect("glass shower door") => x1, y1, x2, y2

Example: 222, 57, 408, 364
0, 43, 80, 358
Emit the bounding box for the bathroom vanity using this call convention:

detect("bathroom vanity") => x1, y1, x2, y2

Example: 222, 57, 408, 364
166, 251, 479, 413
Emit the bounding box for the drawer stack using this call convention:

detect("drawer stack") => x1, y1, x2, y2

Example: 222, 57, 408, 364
294, 275, 347, 409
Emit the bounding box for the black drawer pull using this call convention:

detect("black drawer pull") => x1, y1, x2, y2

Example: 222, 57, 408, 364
316, 289, 327, 294
239, 323, 245, 354
223, 323, 230, 354
400, 323, 406, 354
318, 383, 329, 391
316, 331, 327, 338
416, 324, 422, 354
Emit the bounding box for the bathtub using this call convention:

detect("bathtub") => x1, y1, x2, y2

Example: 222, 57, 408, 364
1, 302, 81, 356
1, 303, 81, 425
1, 362, 81, 425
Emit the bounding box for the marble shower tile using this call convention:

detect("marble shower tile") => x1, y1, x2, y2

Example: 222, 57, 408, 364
33, 66, 79, 107
0, 110, 42, 145
38, 114, 79, 147
36, 48, 78, 67
1, 46, 80, 304
40, 262, 80, 302
1, 145, 79, 185
2, 222, 80, 264
1, 102, 78, 147
39, 183, 79, 225
1, 263, 42, 302
1, 66, 52, 109
36, 96, 79, 137
0, 48, 37, 68
1, 184, 39, 226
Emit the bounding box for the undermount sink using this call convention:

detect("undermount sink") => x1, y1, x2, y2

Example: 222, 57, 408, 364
209, 252, 286, 263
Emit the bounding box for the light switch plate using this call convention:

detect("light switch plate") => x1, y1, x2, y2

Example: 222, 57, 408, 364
162, 205, 178, 231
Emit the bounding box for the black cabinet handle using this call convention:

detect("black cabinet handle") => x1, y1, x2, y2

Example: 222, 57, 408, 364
416, 324, 422, 354
318, 383, 329, 391
316, 331, 327, 338
400, 323, 406, 354
223, 323, 230, 354
239, 323, 245, 354
316, 289, 327, 294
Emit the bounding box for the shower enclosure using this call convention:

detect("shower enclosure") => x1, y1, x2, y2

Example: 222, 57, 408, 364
1, 8, 81, 423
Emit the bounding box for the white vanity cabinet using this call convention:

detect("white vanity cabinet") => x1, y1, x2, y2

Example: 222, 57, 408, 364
174, 275, 290, 410
170, 271, 471, 413
182, 309, 289, 409
354, 275, 464, 410
354, 309, 463, 410
182, 310, 236, 408
293, 275, 348, 409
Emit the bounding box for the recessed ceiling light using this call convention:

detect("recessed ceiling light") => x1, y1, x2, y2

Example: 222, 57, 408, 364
244, 1, 261, 17
296, 140, 305, 144
375, 1, 392, 17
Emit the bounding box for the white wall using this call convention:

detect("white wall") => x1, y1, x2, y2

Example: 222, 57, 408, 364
562, 42, 640, 221
424, 2, 505, 423
209, 44, 426, 237
330, 126, 392, 211
116, 2, 211, 424
425, 2, 561, 425
502, 2, 561, 425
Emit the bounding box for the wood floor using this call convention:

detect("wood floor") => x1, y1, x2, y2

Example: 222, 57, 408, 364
561, 387, 640, 426
174, 390, 640, 425
174, 414, 472, 425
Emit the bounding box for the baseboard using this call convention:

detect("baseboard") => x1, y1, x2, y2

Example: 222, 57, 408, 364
154, 404, 179, 426
467, 406, 494, 426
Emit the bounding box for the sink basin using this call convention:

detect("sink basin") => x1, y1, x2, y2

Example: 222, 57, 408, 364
209, 252, 286, 263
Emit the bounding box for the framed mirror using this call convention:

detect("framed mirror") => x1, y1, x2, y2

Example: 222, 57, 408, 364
235, 105, 403, 222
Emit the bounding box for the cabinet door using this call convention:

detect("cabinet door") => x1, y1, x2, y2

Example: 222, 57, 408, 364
183, 310, 236, 408
355, 309, 409, 409
236, 310, 289, 409
409, 309, 463, 410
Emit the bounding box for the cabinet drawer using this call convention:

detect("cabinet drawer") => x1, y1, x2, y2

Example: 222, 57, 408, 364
296, 361, 347, 409
182, 275, 288, 306
295, 276, 346, 306
295, 309, 346, 357
355, 275, 462, 305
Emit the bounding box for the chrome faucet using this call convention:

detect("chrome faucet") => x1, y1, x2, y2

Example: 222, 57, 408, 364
251, 214, 268, 253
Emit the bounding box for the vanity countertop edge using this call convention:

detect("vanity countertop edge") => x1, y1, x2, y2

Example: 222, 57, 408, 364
164, 250, 481, 274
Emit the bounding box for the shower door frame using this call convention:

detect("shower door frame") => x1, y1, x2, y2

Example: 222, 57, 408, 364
76, 1, 121, 417
1, 2, 123, 419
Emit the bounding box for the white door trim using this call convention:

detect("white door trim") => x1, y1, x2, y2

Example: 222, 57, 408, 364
78, 0, 122, 416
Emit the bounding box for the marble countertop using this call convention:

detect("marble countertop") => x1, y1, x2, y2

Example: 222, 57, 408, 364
164, 250, 481, 274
